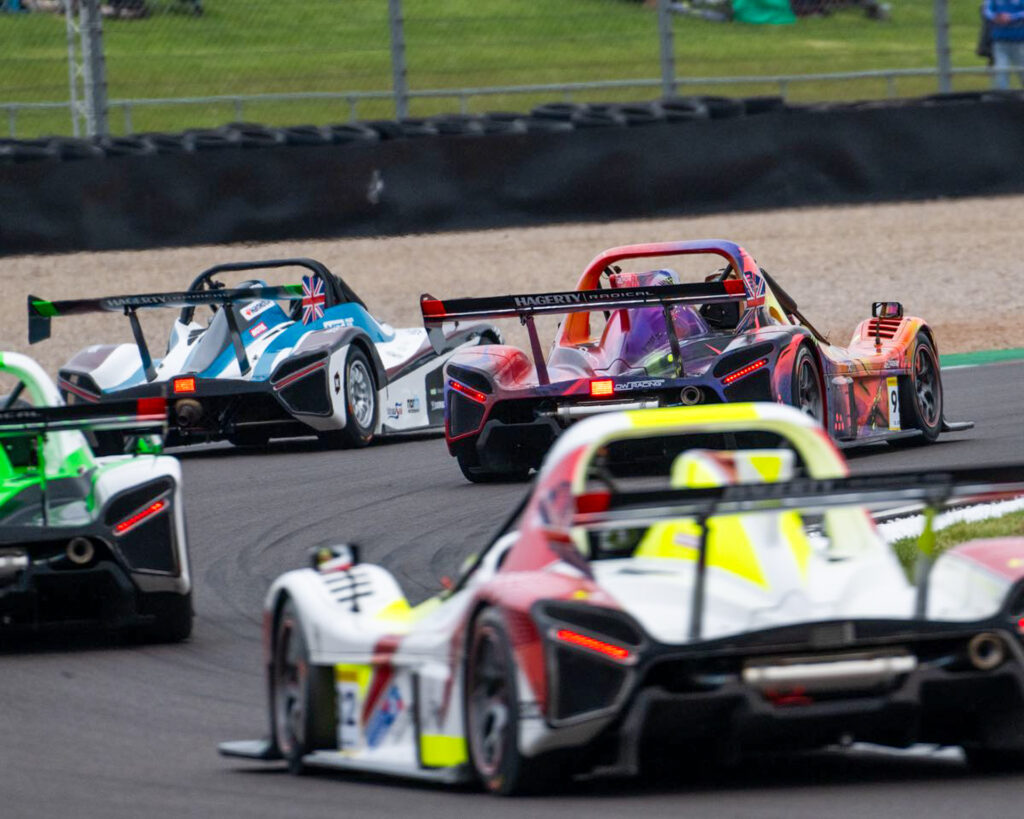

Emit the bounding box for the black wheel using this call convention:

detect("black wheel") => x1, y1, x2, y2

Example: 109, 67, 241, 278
465, 608, 564, 795
896, 332, 943, 444
790, 346, 824, 423
140, 591, 193, 643
322, 348, 377, 449
456, 445, 530, 484
271, 599, 335, 774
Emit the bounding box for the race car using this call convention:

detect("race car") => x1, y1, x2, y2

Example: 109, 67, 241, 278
28, 258, 500, 451
420, 239, 972, 481
0, 352, 192, 640
220, 402, 1024, 794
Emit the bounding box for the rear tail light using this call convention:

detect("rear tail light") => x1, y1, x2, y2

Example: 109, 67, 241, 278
449, 379, 487, 404
554, 628, 633, 662
721, 357, 768, 385
173, 376, 196, 394
114, 499, 167, 535
589, 379, 614, 397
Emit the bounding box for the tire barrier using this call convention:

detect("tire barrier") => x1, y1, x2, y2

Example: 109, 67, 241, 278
4, 94, 1024, 253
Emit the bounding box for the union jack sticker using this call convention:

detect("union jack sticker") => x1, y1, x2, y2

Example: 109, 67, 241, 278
301, 275, 326, 325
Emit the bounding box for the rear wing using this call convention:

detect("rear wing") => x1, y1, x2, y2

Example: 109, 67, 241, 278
420, 280, 746, 382
0, 398, 168, 439
571, 463, 1024, 638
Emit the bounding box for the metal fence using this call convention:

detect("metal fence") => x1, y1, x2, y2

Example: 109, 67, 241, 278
0, 0, 1000, 139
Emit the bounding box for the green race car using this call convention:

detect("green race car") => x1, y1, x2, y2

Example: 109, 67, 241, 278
0, 352, 192, 641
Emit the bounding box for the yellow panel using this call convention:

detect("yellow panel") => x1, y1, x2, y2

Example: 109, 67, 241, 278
420, 734, 468, 768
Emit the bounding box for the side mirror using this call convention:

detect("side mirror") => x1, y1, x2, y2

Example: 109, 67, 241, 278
311, 542, 360, 572
872, 301, 903, 319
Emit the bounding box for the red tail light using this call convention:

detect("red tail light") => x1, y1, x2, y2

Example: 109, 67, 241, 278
421, 298, 445, 317
576, 491, 611, 514
554, 628, 632, 662
590, 379, 614, 397
721, 357, 769, 385
114, 498, 167, 535
173, 376, 196, 394
449, 379, 487, 404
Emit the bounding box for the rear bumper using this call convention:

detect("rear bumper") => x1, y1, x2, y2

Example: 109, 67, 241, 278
0, 560, 150, 632
532, 614, 1024, 770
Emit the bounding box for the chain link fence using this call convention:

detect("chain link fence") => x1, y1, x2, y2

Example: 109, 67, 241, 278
0, 0, 1001, 138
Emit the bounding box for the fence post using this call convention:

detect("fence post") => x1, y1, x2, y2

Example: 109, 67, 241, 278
933, 0, 952, 94
388, 0, 410, 119
657, 0, 676, 98
66, 0, 109, 137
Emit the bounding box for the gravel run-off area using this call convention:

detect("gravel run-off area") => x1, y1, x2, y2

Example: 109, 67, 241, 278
1, 194, 1022, 380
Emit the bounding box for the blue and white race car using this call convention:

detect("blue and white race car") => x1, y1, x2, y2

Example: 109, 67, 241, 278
28, 259, 500, 451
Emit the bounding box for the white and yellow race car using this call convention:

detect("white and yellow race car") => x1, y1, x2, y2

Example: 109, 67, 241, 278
221, 403, 1024, 794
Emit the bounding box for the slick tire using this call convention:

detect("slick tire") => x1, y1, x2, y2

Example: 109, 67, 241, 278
322, 348, 377, 449
141, 591, 193, 643
890, 332, 943, 446
790, 346, 824, 423
271, 599, 335, 774
464, 608, 566, 795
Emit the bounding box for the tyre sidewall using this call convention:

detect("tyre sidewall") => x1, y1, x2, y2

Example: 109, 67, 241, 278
902, 334, 942, 441
465, 608, 526, 794
790, 345, 824, 423
342, 347, 377, 447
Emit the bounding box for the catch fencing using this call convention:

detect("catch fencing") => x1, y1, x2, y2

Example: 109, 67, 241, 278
0, 0, 998, 138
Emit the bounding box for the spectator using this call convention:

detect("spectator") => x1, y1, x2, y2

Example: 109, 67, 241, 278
983, 0, 1024, 89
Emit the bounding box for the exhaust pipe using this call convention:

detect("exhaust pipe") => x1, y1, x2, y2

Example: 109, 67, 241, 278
679, 386, 703, 406
175, 398, 203, 429
66, 537, 95, 566
967, 632, 1005, 671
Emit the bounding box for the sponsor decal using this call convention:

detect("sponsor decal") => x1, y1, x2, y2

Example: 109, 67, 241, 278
334, 372, 342, 394
249, 321, 268, 339
366, 685, 404, 748
386, 402, 402, 420
240, 299, 274, 321
512, 289, 658, 309
614, 378, 666, 392
430, 400, 444, 412
406, 397, 421, 413
324, 317, 355, 329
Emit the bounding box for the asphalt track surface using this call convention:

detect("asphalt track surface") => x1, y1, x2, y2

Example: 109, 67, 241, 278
3, 361, 1023, 819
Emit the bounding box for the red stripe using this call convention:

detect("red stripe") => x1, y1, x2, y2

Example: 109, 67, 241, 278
272, 360, 325, 391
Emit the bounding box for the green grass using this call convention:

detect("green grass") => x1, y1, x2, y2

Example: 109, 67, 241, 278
892, 509, 1024, 575
0, 0, 997, 138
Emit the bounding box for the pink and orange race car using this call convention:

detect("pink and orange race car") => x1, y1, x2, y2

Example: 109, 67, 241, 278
420, 239, 972, 481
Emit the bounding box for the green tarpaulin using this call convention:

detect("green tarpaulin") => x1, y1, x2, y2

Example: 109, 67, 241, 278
733, 0, 796, 24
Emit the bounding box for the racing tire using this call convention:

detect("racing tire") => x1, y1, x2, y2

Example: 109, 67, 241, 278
322, 348, 378, 449
271, 599, 336, 774
890, 332, 943, 446
140, 591, 193, 643
790, 346, 824, 423
465, 608, 566, 795
456, 446, 531, 484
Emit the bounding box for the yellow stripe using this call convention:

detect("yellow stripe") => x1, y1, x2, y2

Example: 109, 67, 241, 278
626, 403, 759, 428
635, 516, 769, 589
420, 734, 468, 767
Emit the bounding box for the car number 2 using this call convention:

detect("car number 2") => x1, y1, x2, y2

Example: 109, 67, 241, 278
335, 665, 367, 751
